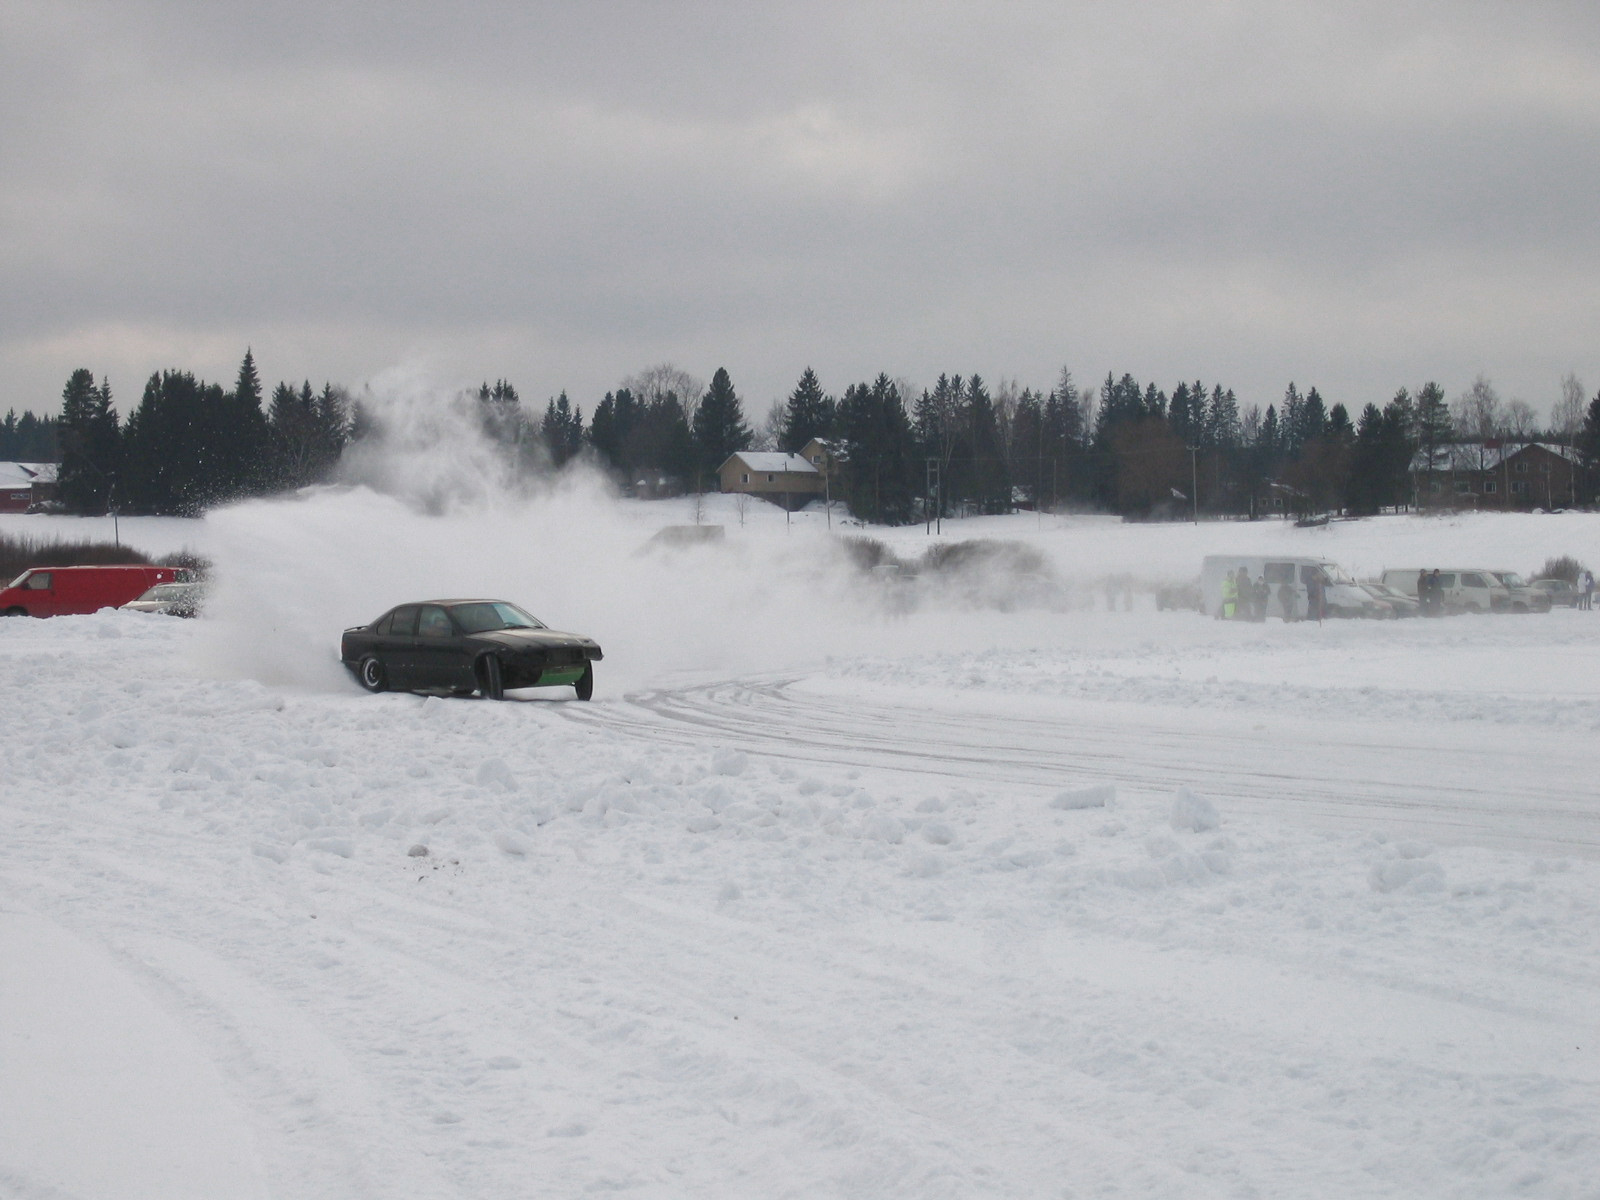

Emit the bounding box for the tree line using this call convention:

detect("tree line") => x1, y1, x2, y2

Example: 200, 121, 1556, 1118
0, 410, 59, 461
35, 353, 1600, 520
52, 351, 352, 515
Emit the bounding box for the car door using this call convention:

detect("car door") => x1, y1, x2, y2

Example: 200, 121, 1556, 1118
378, 605, 422, 684
23, 570, 55, 616
1433, 573, 1458, 611
1264, 562, 1297, 618
411, 604, 467, 688
1458, 572, 1491, 611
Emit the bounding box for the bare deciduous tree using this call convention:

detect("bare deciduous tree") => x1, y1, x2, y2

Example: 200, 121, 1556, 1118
1452, 374, 1505, 470
754, 399, 785, 452
623, 363, 705, 425
1551, 373, 1586, 445
1504, 398, 1538, 439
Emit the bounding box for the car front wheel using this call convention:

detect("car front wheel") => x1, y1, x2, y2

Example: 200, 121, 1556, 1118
359, 655, 387, 693
574, 662, 594, 701
479, 654, 505, 701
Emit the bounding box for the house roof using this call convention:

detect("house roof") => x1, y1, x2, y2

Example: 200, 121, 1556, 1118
721, 452, 818, 474
0, 462, 57, 486
1410, 441, 1579, 472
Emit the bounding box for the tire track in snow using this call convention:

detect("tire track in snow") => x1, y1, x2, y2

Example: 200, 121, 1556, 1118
560, 674, 1600, 857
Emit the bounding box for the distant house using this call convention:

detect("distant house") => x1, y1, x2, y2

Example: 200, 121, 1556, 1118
1411, 442, 1582, 510
0, 462, 58, 513
717, 451, 824, 511
797, 438, 841, 488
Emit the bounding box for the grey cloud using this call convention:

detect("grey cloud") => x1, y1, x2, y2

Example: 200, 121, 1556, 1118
3, 1, 1598, 416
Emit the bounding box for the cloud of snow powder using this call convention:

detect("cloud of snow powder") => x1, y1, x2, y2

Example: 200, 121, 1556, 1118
191, 367, 1041, 693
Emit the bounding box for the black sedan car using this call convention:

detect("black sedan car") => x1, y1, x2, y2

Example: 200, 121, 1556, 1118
341, 599, 602, 700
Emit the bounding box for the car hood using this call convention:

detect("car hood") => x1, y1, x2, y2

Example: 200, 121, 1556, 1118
470, 628, 601, 653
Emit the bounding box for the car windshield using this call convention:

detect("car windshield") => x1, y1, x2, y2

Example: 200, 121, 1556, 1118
449, 602, 546, 633
1495, 572, 1526, 587
142, 583, 191, 600
1316, 563, 1355, 584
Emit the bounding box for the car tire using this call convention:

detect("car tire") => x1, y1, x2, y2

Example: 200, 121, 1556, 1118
479, 654, 505, 701
4, 606, 27, 617
358, 655, 387, 693
574, 662, 594, 701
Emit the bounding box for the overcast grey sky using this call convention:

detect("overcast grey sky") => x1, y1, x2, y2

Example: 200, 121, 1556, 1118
4, 0, 1598, 422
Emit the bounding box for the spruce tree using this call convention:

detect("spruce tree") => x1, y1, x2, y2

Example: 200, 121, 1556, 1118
779, 367, 834, 452
58, 368, 120, 512
691, 368, 752, 483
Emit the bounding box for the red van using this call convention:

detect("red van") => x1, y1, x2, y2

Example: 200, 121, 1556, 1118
0, 565, 184, 618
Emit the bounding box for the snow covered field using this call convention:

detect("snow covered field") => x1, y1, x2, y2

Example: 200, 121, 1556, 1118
3, 489, 1599, 1199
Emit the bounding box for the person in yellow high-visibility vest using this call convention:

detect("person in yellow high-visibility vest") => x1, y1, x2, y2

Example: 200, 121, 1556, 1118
1220, 570, 1238, 619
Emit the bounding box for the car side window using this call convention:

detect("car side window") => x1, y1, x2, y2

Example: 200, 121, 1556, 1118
26, 572, 51, 590
1461, 573, 1485, 588
418, 606, 452, 637
1264, 563, 1293, 583
1438, 574, 1456, 588
389, 606, 419, 636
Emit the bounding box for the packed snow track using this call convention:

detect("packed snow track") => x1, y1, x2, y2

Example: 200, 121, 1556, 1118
559, 671, 1600, 859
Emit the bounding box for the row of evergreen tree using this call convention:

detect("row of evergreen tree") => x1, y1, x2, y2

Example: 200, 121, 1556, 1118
0, 410, 59, 461
54, 351, 351, 515
32, 354, 1600, 520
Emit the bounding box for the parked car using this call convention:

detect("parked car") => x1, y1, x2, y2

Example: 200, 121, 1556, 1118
1360, 582, 1420, 618
121, 580, 207, 617
1, 564, 185, 618
1379, 568, 1509, 614
340, 599, 603, 701
1486, 571, 1551, 613
1530, 577, 1581, 608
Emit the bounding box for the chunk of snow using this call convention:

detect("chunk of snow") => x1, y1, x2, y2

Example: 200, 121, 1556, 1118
712, 749, 748, 776
1369, 858, 1445, 893
493, 830, 531, 857
475, 758, 517, 791
1052, 784, 1115, 810
1170, 787, 1220, 832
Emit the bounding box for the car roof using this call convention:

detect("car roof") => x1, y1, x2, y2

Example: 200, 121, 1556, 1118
389, 599, 512, 607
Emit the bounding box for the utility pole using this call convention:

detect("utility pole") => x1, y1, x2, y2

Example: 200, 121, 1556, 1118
824, 457, 831, 530
1190, 445, 1198, 525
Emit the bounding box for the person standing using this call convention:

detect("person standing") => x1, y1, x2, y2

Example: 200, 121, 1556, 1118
1253, 574, 1269, 622
1416, 569, 1431, 616
1221, 568, 1238, 619
1306, 568, 1325, 623
1278, 578, 1297, 621
1581, 569, 1595, 611
1430, 568, 1444, 615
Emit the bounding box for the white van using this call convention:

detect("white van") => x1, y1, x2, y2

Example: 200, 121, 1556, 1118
1201, 556, 1377, 621
1378, 568, 1508, 614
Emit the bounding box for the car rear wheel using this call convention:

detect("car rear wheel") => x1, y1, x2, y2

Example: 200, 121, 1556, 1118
358, 655, 387, 693
4, 607, 26, 617
574, 662, 594, 701
478, 654, 505, 701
